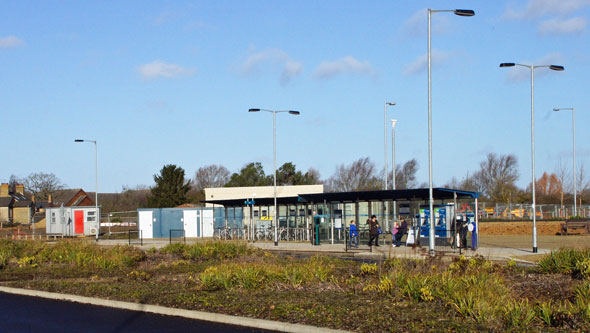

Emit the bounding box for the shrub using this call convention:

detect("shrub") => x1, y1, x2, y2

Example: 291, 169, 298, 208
360, 263, 377, 276
161, 241, 253, 260
538, 248, 590, 276
503, 299, 536, 328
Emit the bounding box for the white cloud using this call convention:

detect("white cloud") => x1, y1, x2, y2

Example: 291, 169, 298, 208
503, 53, 564, 82
401, 8, 451, 37
0, 36, 24, 48
237, 48, 303, 85
137, 61, 196, 80
313, 56, 374, 79
504, 0, 590, 19
403, 50, 451, 76
539, 16, 587, 34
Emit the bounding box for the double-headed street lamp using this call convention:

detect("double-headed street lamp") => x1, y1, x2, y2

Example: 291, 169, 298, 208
427, 8, 474, 254
248, 108, 300, 246
553, 107, 577, 217
74, 139, 99, 241
499, 62, 564, 253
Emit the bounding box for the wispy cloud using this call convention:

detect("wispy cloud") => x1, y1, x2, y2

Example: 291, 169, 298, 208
0, 36, 24, 48
313, 56, 374, 79
504, 0, 590, 19
237, 48, 303, 85
403, 49, 451, 76
400, 8, 451, 37
539, 16, 587, 34
137, 61, 196, 80
503, 53, 564, 82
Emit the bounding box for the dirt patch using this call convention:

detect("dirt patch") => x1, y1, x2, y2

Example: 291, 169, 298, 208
479, 221, 564, 236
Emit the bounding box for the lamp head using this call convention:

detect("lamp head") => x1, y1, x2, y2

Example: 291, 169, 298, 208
553, 108, 560, 112
549, 65, 564, 71
454, 9, 475, 17
499, 63, 515, 68
391, 119, 398, 128
288, 110, 300, 115
74, 139, 84, 142
386, 102, 396, 106
248, 108, 261, 112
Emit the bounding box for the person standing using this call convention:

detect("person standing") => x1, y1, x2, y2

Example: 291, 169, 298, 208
391, 221, 399, 247
395, 218, 408, 247
349, 220, 358, 248
368, 215, 380, 247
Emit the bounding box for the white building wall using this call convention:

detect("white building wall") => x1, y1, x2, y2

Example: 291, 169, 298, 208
204, 185, 323, 206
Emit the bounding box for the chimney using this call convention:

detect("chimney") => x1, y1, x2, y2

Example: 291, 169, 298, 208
16, 184, 24, 195
0, 183, 9, 197
48, 193, 52, 203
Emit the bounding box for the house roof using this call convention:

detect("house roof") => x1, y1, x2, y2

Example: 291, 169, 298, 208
0, 197, 13, 207
51, 189, 95, 206
13, 200, 33, 208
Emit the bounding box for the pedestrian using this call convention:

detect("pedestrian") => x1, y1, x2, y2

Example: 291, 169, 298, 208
349, 220, 358, 248
460, 215, 469, 248
396, 218, 408, 247
391, 221, 399, 247
368, 215, 380, 247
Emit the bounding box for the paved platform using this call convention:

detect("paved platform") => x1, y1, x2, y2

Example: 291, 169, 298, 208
96, 238, 548, 263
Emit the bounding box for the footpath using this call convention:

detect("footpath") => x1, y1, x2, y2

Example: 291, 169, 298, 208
98, 238, 549, 264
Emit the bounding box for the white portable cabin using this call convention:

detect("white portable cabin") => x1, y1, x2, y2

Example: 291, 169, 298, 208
45, 206, 100, 236
137, 207, 214, 239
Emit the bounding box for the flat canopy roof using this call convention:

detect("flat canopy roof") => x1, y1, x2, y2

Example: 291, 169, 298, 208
203, 188, 479, 207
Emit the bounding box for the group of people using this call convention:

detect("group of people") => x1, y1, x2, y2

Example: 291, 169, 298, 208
348, 215, 408, 248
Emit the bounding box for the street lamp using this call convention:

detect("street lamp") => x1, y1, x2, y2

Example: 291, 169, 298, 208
499, 62, 564, 253
248, 108, 300, 246
553, 107, 577, 217
74, 139, 99, 241
391, 119, 398, 221
427, 8, 474, 254
384, 102, 396, 190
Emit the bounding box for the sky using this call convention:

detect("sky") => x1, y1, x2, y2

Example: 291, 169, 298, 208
1, 0, 590, 193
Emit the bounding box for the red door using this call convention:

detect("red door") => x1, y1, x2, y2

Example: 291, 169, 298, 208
74, 210, 84, 234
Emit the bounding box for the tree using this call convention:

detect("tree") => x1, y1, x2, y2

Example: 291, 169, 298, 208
276, 162, 321, 185
22, 172, 65, 200
193, 164, 230, 192
326, 157, 382, 192
225, 162, 272, 187
389, 159, 420, 189
472, 153, 519, 202
147, 165, 191, 208
536, 172, 562, 204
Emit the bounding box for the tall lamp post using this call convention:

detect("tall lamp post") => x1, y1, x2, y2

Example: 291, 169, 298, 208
391, 119, 398, 220
74, 139, 98, 241
499, 62, 564, 253
248, 108, 300, 246
384, 102, 396, 190
427, 8, 474, 254
553, 107, 577, 217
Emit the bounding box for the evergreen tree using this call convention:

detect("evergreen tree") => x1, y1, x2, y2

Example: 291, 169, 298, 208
147, 164, 191, 208
225, 162, 272, 187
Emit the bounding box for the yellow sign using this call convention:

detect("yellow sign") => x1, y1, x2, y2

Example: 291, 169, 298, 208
261, 216, 273, 220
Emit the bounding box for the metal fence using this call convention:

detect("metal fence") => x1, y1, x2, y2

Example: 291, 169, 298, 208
128, 230, 142, 246
479, 203, 590, 219
169, 229, 185, 244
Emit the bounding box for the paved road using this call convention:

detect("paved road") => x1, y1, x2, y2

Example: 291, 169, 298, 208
0, 292, 273, 333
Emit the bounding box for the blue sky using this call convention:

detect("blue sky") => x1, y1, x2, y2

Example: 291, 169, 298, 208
1, 1, 589, 193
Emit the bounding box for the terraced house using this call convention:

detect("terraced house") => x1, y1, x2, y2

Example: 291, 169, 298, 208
0, 183, 33, 224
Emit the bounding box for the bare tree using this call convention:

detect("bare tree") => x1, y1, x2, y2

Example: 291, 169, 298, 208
326, 157, 382, 192
193, 164, 230, 192
389, 159, 419, 189
22, 172, 65, 200
473, 153, 519, 202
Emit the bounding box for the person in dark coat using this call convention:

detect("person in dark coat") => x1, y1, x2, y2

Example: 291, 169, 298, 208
395, 218, 408, 246
368, 215, 380, 247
